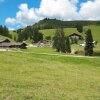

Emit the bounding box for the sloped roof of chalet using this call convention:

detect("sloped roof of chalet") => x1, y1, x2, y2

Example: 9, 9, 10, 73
0, 42, 27, 47
68, 33, 82, 37
0, 38, 10, 43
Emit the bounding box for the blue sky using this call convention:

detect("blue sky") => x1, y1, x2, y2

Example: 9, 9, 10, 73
0, 0, 99, 30
0, 0, 40, 25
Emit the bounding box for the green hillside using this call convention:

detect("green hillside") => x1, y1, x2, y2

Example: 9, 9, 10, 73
33, 18, 100, 29
0, 29, 20, 42
40, 25, 100, 56
0, 35, 14, 42
14, 19, 100, 44
40, 25, 100, 42
9, 30, 18, 41
40, 28, 79, 37
8, 25, 100, 43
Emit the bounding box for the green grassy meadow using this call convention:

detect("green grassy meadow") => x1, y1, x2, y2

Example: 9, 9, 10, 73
0, 51, 100, 100
0, 25, 100, 99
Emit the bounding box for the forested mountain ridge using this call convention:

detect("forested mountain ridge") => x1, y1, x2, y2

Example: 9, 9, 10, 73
15, 18, 100, 42
32, 18, 100, 30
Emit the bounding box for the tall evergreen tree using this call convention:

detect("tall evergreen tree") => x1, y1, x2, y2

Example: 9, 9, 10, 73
53, 28, 71, 53
53, 28, 64, 52
85, 29, 94, 56
0, 25, 9, 37
0, 25, 3, 35
76, 24, 83, 33
33, 28, 43, 43
65, 37, 71, 53
3, 25, 9, 37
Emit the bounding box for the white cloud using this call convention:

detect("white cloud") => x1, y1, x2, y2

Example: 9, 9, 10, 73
16, 4, 40, 26
37, 0, 78, 19
79, 0, 100, 20
5, 18, 16, 24
5, 0, 78, 27
5, 0, 100, 28
6, 4, 40, 27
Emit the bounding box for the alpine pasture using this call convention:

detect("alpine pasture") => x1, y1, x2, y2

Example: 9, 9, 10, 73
0, 25, 100, 100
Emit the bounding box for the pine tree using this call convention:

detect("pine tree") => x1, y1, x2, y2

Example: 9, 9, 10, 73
3, 25, 9, 37
53, 28, 64, 52
33, 28, 43, 43
0, 25, 3, 35
76, 24, 83, 33
53, 28, 71, 53
85, 29, 93, 56
65, 37, 71, 53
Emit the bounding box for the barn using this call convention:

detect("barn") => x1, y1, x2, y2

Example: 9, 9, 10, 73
0, 42, 27, 49
68, 33, 83, 40
0, 39, 10, 43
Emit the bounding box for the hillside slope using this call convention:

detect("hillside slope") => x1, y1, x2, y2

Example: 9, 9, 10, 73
33, 18, 100, 29
0, 35, 14, 42
40, 25, 100, 41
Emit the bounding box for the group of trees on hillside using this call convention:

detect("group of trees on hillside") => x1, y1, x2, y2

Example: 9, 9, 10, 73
53, 28, 94, 56
0, 25, 11, 38
53, 28, 71, 53
17, 26, 43, 42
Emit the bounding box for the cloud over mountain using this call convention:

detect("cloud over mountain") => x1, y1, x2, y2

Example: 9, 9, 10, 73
5, 3, 40, 27
79, 0, 100, 20
5, 0, 100, 28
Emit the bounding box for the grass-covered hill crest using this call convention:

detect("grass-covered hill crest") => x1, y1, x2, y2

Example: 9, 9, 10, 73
32, 18, 100, 30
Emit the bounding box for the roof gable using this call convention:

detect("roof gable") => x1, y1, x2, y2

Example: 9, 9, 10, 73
0, 39, 10, 43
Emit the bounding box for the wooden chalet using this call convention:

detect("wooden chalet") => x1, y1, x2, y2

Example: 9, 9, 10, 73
0, 42, 27, 49
0, 39, 10, 43
68, 33, 83, 40
33, 40, 52, 47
